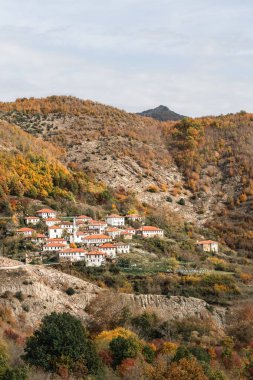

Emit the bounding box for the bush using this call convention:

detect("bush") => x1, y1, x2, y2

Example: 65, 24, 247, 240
166, 196, 173, 202
65, 287, 76, 296
109, 336, 139, 367
14, 292, 24, 302
23, 312, 100, 375
178, 198, 186, 206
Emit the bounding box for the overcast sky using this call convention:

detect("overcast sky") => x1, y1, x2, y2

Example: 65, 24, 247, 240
0, 0, 253, 116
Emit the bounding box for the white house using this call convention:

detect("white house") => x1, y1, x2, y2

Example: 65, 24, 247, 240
17, 227, 36, 236
58, 222, 74, 234
59, 248, 87, 262
44, 218, 61, 227
98, 243, 117, 258
36, 208, 57, 219
116, 242, 130, 254
88, 220, 107, 234
106, 214, 125, 227
48, 226, 63, 239
196, 240, 219, 253
43, 243, 66, 252
126, 214, 144, 222
82, 234, 112, 247
124, 227, 136, 235
138, 226, 164, 238
24, 216, 40, 225
76, 215, 92, 223
47, 238, 68, 246
106, 227, 122, 239
31, 234, 47, 244
74, 231, 89, 244
85, 251, 105, 267
120, 231, 133, 240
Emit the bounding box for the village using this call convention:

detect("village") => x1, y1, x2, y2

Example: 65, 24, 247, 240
14, 207, 219, 268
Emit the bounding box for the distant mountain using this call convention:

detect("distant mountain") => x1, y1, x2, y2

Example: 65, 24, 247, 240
138, 105, 184, 121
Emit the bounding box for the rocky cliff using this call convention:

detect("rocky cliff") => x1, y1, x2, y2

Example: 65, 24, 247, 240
0, 259, 225, 332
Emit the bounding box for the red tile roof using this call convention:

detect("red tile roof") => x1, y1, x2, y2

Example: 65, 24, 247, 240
83, 234, 111, 240
17, 227, 35, 232
86, 251, 105, 256
44, 243, 66, 248
60, 248, 87, 253
196, 240, 218, 245
140, 226, 162, 231
107, 214, 124, 218
98, 243, 117, 248
106, 227, 121, 232
36, 208, 56, 213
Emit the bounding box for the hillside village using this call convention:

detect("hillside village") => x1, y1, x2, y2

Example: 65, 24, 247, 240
13, 207, 219, 269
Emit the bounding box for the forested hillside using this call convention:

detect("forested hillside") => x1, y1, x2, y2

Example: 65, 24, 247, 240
0, 97, 253, 256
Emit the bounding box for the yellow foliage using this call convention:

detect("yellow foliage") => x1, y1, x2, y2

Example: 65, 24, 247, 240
95, 327, 137, 343
214, 284, 229, 294
183, 275, 201, 284
240, 272, 253, 284
207, 257, 226, 266
160, 341, 179, 354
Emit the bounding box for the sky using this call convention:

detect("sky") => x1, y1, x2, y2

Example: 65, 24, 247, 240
0, 0, 253, 116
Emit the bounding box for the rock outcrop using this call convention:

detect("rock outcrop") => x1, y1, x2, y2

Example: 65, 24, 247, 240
0, 261, 225, 332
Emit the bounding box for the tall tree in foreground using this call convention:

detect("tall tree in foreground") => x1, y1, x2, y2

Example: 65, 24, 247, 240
23, 312, 100, 377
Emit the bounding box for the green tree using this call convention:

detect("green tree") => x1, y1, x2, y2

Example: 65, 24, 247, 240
109, 336, 139, 367
23, 312, 100, 375
2, 366, 28, 380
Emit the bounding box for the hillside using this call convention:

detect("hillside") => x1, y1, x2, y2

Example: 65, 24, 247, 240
0, 97, 253, 256
0, 258, 224, 331
138, 105, 185, 121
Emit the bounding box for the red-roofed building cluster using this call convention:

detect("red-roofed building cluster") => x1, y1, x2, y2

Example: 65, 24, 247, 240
16, 207, 168, 266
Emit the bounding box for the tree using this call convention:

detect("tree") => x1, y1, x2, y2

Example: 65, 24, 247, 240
109, 336, 139, 367
23, 312, 100, 375
167, 357, 208, 380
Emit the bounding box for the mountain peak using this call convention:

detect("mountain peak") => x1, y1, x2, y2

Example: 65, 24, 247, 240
138, 105, 185, 121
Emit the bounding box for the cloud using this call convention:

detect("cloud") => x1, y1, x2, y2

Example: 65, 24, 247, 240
0, 0, 253, 116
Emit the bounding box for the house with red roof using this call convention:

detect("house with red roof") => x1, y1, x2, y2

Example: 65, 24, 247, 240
76, 215, 92, 223
59, 248, 87, 262
196, 240, 219, 253
44, 218, 61, 227
48, 225, 63, 239
126, 214, 144, 222
85, 251, 105, 267
24, 216, 40, 225
47, 238, 68, 245
106, 227, 122, 239
98, 243, 117, 258
88, 220, 107, 234
24, 233, 47, 244
106, 214, 125, 227
82, 234, 112, 246
43, 243, 67, 252
17, 227, 36, 236
137, 226, 164, 238
116, 242, 130, 254
36, 208, 57, 219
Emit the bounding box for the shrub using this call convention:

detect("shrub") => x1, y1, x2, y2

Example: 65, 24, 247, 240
65, 287, 76, 296
178, 198, 186, 206
14, 292, 24, 302
166, 196, 173, 202
146, 185, 160, 193
109, 336, 139, 367
23, 312, 100, 375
